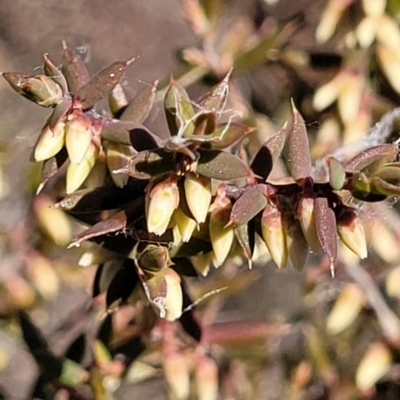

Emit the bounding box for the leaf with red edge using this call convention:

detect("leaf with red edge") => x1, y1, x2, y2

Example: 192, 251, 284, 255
77, 58, 136, 109
164, 79, 196, 137
62, 44, 90, 94
344, 143, 398, 174
285, 100, 312, 182
69, 209, 128, 248
196, 149, 249, 180
229, 184, 268, 226
315, 197, 338, 274
198, 69, 231, 115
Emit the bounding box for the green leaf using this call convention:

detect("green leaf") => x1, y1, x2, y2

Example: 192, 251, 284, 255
43, 54, 68, 95
229, 184, 268, 226
327, 156, 346, 190
196, 149, 249, 180
371, 176, 400, 196
235, 221, 255, 261
108, 83, 130, 117
164, 80, 196, 137
126, 148, 175, 179
77, 57, 136, 109
120, 80, 158, 124
48, 96, 71, 129
198, 69, 231, 115
199, 122, 254, 150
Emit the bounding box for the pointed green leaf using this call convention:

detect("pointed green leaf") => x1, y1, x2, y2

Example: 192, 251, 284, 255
327, 156, 346, 190
199, 122, 254, 150
198, 69, 231, 115
164, 80, 195, 137
43, 54, 68, 95
235, 221, 255, 261
108, 83, 130, 117
120, 80, 158, 123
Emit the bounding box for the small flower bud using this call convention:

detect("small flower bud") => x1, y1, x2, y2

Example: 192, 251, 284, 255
209, 191, 234, 267
184, 173, 212, 224
66, 141, 98, 194
65, 111, 93, 164
356, 342, 392, 391
163, 351, 190, 400
337, 209, 368, 259
194, 355, 218, 400
326, 283, 365, 335
22, 74, 63, 107
146, 176, 180, 236
261, 203, 288, 269
174, 208, 197, 243
33, 121, 65, 162
298, 197, 322, 254
164, 268, 183, 321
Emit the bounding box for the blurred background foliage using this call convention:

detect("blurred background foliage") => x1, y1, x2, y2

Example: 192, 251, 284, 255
2, 0, 400, 399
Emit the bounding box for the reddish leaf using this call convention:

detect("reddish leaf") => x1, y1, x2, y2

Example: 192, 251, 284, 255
48, 96, 71, 130
315, 197, 338, 273
229, 184, 268, 226
285, 100, 312, 181
200, 123, 254, 150
344, 143, 398, 173
77, 58, 136, 109
61, 44, 90, 94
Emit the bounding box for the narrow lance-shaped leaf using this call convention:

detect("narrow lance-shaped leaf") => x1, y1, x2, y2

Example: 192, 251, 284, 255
120, 80, 158, 123
43, 54, 68, 95
2, 71, 34, 95
76, 57, 136, 109
164, 79, 196, 137
229, 184, 268, 226
285, 100, 312, 182
371, 176, 400, 196
196, 149, 249, 180
198, 68, 232, 116
235, 221, 255, 263
314, 197, 338, 276
68, 208, 128, 248
61, 43, 90, 94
